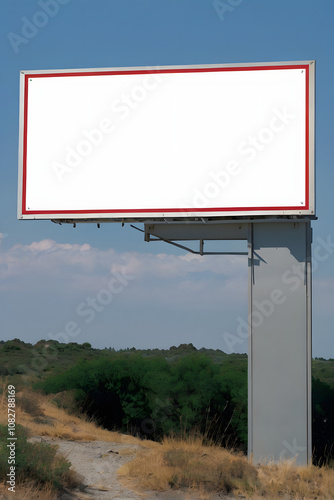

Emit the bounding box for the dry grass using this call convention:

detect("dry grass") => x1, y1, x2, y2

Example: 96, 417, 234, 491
119, 434, 334, 500
2, 381, 334, 499
0, 481, 58, 500
256, 460, 334, 499
0, 382, 144, 498
0, 382, 141, 445
119, 434, 257, 496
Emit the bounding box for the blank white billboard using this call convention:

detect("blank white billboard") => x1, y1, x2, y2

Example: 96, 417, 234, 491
18, 62, 315, 220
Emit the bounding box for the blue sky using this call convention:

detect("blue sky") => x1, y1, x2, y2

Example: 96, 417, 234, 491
0, 0, 334, 357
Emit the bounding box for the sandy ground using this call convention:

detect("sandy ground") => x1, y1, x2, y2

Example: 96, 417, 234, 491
29, 437, 238, 500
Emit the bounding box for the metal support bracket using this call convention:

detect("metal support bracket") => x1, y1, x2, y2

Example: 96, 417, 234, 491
131, 224, 247, 256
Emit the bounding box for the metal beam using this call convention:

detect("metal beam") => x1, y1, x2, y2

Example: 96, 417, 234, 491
144, 222, 248, 241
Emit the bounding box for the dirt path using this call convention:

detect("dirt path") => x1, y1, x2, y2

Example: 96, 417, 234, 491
30, 437, 236, 500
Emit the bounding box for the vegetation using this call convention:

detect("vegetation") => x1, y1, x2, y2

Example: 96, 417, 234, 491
0, 423, 80, 495
312, 377, 334, 465
0, 353, 334, 499
0, 378, 140, 500
1, 385, 333, 500
0, 338, 99, 383
0, 383, 140, 499
0, 338, 237, 383
312, 356, 334, 388
0, 339, 334, 466
39, 350, 247, 451
119, 435, 334, 499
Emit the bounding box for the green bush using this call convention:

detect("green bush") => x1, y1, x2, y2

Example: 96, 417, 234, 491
40, 352, 248, 449
0, 424, 78, 490
312, 377, 334, 465
3, 342, 22, 352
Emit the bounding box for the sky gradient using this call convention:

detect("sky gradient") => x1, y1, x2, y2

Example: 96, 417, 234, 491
1, 0, 334, 357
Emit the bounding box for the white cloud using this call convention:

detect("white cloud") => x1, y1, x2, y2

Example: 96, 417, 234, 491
0, 238, 248, 350
0, 239, 247, 296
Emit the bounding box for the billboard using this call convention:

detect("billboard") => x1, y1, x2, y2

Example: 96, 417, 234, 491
18, 61, 315, 220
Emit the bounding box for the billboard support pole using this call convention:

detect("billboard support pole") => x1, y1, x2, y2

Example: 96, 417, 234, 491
248, 221, 312, 465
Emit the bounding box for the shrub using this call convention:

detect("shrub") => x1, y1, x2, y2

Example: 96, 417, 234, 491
3, 342, 21, 352
0, 424, 80, 490
17, 392, 44, 417
82, 342, 92, 349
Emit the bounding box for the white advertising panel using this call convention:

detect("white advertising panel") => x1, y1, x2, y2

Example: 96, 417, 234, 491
18, 62, 315, 220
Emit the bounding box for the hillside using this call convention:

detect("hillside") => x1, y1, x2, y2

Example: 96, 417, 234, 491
1, 389, 334, 499
1, 339, 334, 466
0, 339, 247, 387
1, 338, 333, 389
